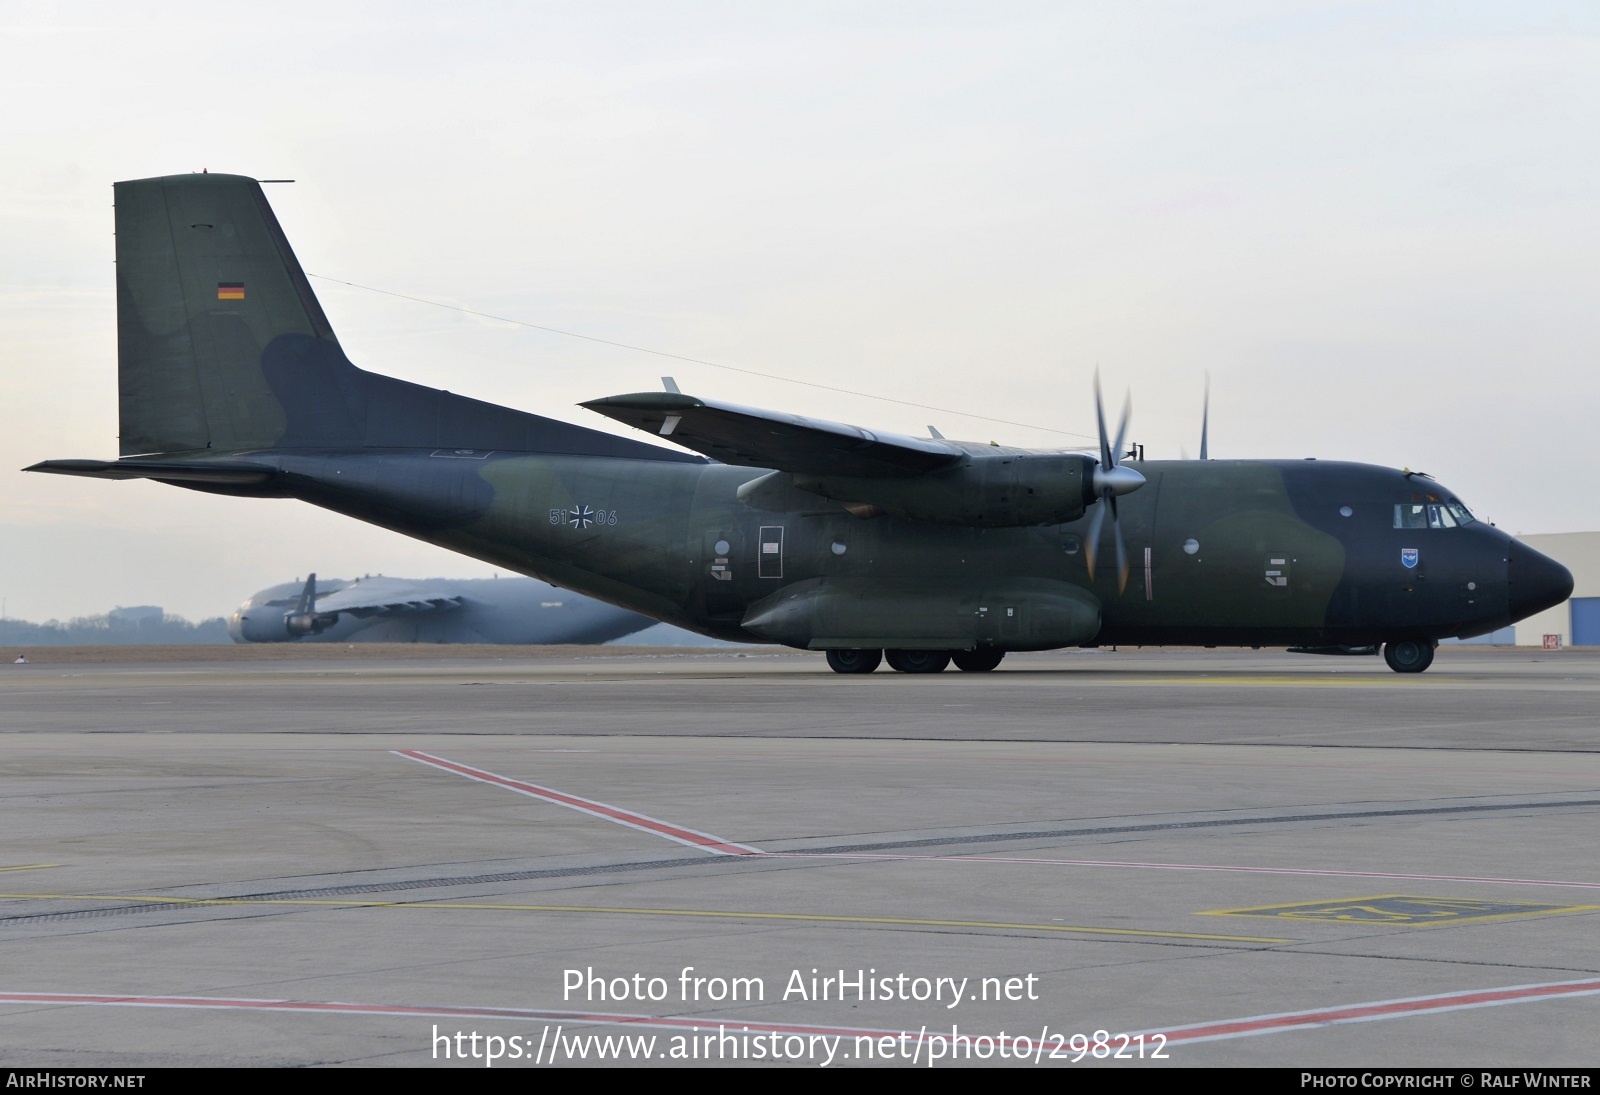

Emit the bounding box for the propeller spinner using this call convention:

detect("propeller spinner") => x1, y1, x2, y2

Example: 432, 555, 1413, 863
1084, 375, 1146, 594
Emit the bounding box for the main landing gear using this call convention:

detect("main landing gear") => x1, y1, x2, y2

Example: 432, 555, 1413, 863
884, 649, 950, 674
825, 648, 882, 674
824, 649, 1008, 674
1382, 640, 1436, 674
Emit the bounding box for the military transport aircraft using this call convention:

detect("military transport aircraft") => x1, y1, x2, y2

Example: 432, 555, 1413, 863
229, 573, 655, 644
26, 173, 1574, 674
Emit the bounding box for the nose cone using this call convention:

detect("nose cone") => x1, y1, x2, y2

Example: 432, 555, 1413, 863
1507, 541, 1574, 622
229, 606, 290, 643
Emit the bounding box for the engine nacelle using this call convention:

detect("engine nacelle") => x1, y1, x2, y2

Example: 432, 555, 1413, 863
789, 453, 1097, 527
285, 611, 338, 638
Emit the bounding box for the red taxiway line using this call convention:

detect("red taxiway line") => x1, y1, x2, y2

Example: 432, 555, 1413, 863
1142, 977, 1600, 1044
393, 749, 761, 855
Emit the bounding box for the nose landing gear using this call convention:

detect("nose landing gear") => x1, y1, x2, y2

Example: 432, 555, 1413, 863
952, 649, 1005, 673
1383, 640, 1436, 674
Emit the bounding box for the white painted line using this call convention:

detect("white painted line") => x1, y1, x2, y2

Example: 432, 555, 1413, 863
393, 750, 760, 856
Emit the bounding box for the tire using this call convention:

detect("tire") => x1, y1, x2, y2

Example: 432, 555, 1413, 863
1383, 640, 1435, 674
952, 649, 1005, 673
826, 648, 882, 674
884, 649, 952, 674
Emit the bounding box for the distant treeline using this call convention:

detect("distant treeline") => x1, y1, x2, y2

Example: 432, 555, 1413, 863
0, 613, 231, 646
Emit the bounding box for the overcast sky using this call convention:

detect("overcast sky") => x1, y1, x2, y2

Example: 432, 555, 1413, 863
3, 1, 1598, 622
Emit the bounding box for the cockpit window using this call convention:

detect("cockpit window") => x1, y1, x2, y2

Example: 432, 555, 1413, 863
1394, 504, 1428, 529
1394, 501, 1477, 529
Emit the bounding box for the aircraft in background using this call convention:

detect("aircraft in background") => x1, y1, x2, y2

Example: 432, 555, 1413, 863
27, 173, 1574, 674
230, 573, 657, 644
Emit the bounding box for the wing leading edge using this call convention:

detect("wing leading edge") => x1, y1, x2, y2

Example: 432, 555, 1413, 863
313, 577, 466, 618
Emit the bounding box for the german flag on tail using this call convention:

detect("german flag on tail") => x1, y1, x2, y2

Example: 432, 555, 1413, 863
216, 281, 245, 300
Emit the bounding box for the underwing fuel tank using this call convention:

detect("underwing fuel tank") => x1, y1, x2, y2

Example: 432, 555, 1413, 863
740, 577, 1102, 651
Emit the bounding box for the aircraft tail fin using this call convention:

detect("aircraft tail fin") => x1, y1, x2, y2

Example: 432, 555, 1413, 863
294, 574, 318, 618
113, 173, 700, 463
115, 173, 333, 455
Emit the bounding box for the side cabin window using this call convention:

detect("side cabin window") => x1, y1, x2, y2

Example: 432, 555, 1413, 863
1393, 502, 1476, 529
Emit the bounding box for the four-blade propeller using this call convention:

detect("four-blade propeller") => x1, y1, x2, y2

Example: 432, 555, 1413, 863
1084, 374, 1146, 594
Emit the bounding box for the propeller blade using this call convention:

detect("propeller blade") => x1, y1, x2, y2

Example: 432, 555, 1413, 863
1094, 371, 1113, 472
1084, 497, 1106, 583
1084, 374, 1145, 594
1111, 391, 1131, 467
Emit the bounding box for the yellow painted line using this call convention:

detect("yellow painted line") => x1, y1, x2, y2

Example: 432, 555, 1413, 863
0, 865, 58, 874
1198, 893, 1600, 927
0, 892, 1291, 944
1113, 676, 1394, 688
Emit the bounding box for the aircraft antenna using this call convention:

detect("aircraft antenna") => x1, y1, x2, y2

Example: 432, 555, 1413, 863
307, 274, 1101, 443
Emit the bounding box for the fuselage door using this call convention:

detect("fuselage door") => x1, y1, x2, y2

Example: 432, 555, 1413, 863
759, 525, 785, 579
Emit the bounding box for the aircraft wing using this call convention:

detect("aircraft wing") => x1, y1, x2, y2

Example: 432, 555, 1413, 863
313, 577, 465, 618
580, 393, 963, 477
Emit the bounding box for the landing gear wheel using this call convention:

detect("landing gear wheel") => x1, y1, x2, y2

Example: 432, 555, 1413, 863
884, 649, 952, 674
952, 649, 1005, 673
1383, 640, 1435, 674
826, 648, 882, 674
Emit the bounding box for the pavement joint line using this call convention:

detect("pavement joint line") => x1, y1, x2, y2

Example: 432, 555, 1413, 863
0, 893, 1292, 944
393, 749, 761, 855
758, 853, 1600, 888
791, 797, 1600, 854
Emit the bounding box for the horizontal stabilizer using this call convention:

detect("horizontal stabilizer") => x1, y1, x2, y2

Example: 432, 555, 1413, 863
24, 459, 277, 485
581, 392, 962, 478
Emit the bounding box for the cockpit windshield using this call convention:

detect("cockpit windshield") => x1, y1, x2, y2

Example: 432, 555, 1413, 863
1393, 501, 1476, 529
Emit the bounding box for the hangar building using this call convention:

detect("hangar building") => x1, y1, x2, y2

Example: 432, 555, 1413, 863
1515, 532, 1600, 647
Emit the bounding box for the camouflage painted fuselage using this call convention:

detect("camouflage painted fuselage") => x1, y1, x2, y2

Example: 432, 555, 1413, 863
234, 448, 1531, 650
